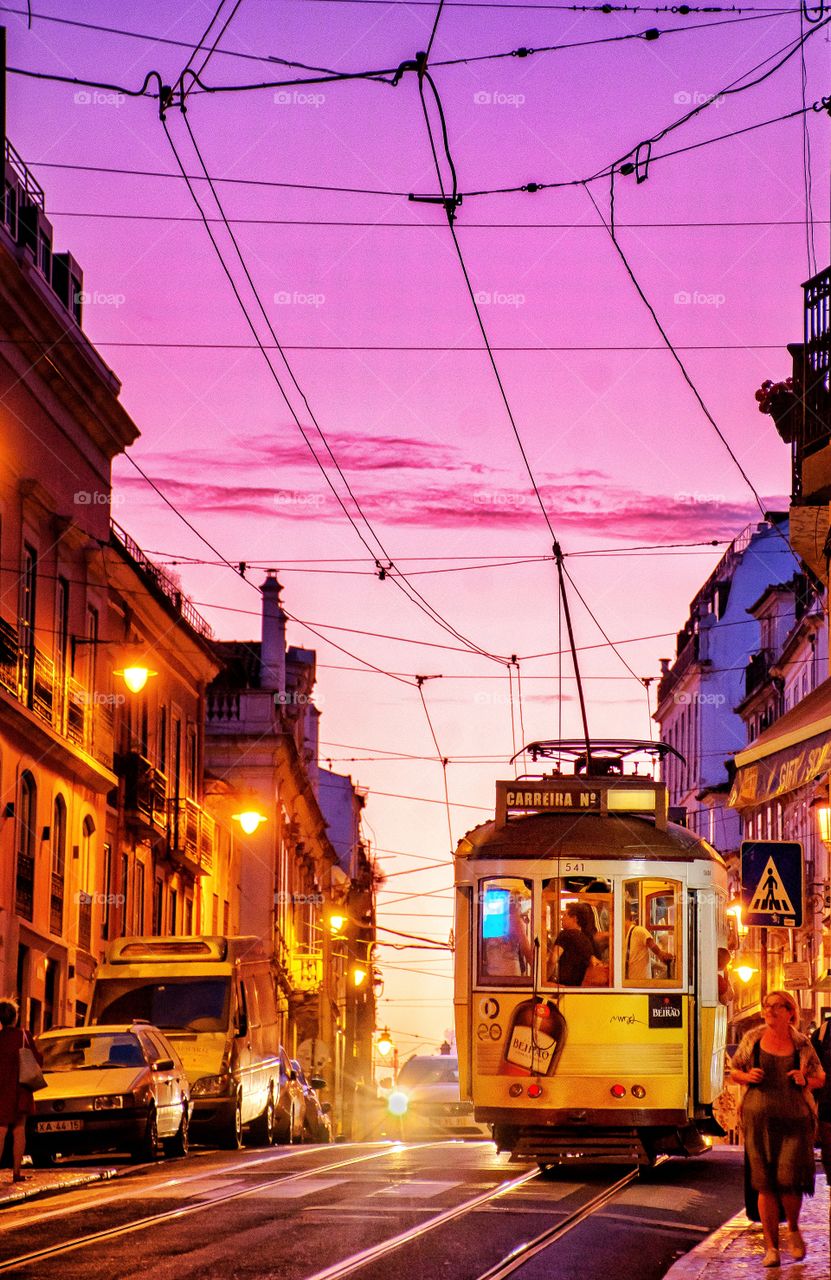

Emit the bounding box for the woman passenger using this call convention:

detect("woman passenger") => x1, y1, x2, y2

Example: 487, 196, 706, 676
548, 902, 602, 986
730, 989, 824, 1267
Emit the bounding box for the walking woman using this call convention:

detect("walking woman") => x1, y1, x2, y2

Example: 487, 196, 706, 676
730, 990, 825, 1267
0, 997, 41, 1183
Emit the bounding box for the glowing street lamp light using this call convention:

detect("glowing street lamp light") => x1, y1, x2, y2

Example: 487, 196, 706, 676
814, 803, 831, 847
114, 664, 158, 694
351, 965, 368, 987
232, 810, 267, 835
328, 913, 347, 935
376, 1028, 393, 1058
734, 962, 758, 984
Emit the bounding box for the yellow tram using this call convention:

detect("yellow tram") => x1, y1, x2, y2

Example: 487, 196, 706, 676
453, 741, 728, 1167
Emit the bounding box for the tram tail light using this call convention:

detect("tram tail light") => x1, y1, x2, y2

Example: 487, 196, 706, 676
527, 1082, 543, 1099
610, 1084, 627, 1098
631, 1085, 646, 1099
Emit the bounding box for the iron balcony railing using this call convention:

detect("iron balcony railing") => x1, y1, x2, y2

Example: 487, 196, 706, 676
0, 615, 114, 769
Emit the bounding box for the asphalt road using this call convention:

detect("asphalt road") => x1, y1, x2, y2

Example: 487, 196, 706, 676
0, 1141, 746, 1280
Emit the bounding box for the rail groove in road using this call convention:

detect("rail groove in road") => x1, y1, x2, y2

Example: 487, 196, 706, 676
302, 1167, 541, 1280
0, 1144, 446, 1273
473, 1163, 653, 1280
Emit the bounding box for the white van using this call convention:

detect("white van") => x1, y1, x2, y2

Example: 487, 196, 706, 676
89, 936, 281, 1148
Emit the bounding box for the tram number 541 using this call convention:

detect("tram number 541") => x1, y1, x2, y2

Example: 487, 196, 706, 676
563, 862, 585, 873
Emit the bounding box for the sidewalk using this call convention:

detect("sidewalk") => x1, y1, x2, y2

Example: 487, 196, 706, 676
0, 1162, 121, 1208
665, 1175, 831, 1278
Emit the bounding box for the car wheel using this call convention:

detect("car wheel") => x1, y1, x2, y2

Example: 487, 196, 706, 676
248, 1089, 275, 1147
132, 1108, 159, 1163
29, 1147, 56, 1169
289, 1102, 303, 1144
163, 1104, 190, 1158
221, 1094, 244, 1150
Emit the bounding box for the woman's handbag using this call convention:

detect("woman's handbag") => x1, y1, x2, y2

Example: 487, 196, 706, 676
582, 962, 610, 987
19, 1031, 46, 1092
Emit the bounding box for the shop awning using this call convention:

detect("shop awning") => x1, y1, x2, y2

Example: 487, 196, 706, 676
729, 675, 831, 809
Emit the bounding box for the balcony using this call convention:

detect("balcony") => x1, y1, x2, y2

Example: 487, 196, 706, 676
116, 752, 167, 831
167, 798, 211, 877
0, 615, 114, 774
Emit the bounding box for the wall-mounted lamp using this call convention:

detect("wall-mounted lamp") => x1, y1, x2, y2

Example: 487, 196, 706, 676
814, 802, 831, 847
376, 1027, 393, 1057
232, 810, 267, 836
114, 665, 158, 694
328, 912, 347, 935
351, 965, 368, 987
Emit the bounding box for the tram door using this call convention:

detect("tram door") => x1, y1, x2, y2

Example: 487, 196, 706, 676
692, 887, 727, 1105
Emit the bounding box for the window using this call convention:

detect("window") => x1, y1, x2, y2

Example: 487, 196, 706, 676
55, 576, 69, 681
120, 853, 130, 935
78, 816, 95, 952
623, 878, 682, 988
50, 795, 67, 935
19, 545, 37, 707
186, 726, 197, 798
169, 888, 178, 935
184, 897, 193, 935
15, 771, 37, 920
477, 878, 533, 986
543, 877, 612, 988
158, 706, 167, 777
135, 860, 145, 934
152, 879, 163, 935
101, 843, 112, 940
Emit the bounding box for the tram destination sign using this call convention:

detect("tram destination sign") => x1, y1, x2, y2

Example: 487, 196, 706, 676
740, 840, 804, 929
498, 780, 602, 821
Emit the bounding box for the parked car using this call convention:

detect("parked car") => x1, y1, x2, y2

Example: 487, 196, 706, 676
275, 1047, 305, 1143
28, 1024, 191, 1164
291, 1059, 332, 1142
387, 1055, 491, 1141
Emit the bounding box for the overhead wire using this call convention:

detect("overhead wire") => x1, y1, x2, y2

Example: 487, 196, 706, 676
166, 109, 508, 667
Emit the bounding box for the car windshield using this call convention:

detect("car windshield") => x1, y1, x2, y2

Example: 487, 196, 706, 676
39, 1033, 146, 1072
90, 978, 230, 1031
396, 1057, 459, 1087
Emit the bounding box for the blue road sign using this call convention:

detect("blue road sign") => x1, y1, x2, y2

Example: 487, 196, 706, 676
740, 840, 803, 928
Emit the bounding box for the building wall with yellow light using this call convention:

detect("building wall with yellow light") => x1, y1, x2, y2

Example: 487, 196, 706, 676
0, 141, 139, 1026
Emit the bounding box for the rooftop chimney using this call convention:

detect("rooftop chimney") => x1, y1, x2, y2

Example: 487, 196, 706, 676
260, 571, 286, 694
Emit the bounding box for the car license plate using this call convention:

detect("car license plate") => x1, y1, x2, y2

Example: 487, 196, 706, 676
36, 1119, 82, 1133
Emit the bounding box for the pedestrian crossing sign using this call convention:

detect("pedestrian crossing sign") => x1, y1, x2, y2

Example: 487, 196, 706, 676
740, 841, 803, 928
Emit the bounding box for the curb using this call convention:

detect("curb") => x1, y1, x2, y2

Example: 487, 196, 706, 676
0, 1162, 150, 1210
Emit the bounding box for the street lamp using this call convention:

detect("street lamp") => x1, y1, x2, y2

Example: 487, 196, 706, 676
232, 810, 267, 835
114, 664, 158, 694
328, 912, 347, 935
376, 1027, 393, 1058
351, 964, 368, 987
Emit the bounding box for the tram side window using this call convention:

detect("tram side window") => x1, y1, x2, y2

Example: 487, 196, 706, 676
623, 878, 681, 988
478, 878, 534, 985
543, 877, 612, 988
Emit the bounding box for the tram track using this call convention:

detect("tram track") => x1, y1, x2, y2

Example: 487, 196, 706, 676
0, 1142, 457, 1273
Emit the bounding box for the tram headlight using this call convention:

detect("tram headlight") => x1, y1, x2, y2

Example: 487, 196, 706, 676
610, 1084, 627, 1098
631, 1085, 646, 1099
388, 1090, 409, 1117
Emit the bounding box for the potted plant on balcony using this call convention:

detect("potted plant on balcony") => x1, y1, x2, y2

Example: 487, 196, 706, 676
755, 377, 797, 441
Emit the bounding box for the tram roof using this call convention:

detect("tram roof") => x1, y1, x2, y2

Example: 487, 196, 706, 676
455, 811, 724, 865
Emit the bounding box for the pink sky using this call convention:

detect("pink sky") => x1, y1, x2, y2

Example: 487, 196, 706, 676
6, 0, 828, 1054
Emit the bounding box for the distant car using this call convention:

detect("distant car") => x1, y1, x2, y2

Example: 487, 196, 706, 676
291, 1060, 332, 1142
275, 1046, 305, 1143
387, 1055, 491, 1141
28, 1024, 191, 1164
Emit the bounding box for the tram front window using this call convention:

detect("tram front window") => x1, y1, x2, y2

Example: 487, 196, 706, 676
478, 878, 533, 985
623, 877, 681, 987
543, 877, 612, 988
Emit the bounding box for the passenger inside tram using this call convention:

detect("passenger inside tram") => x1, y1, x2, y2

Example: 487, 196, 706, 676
623, 881, 676, 982
544, 878, 612, 987
480, 880, 535, 980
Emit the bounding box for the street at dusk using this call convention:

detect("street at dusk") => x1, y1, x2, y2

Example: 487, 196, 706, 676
2, 1, 831, 1276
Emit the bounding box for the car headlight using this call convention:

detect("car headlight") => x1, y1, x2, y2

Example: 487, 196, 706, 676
93, 1095, 124, 1110
192, 1073, 230, 1098
387, 1090, 409, 1117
